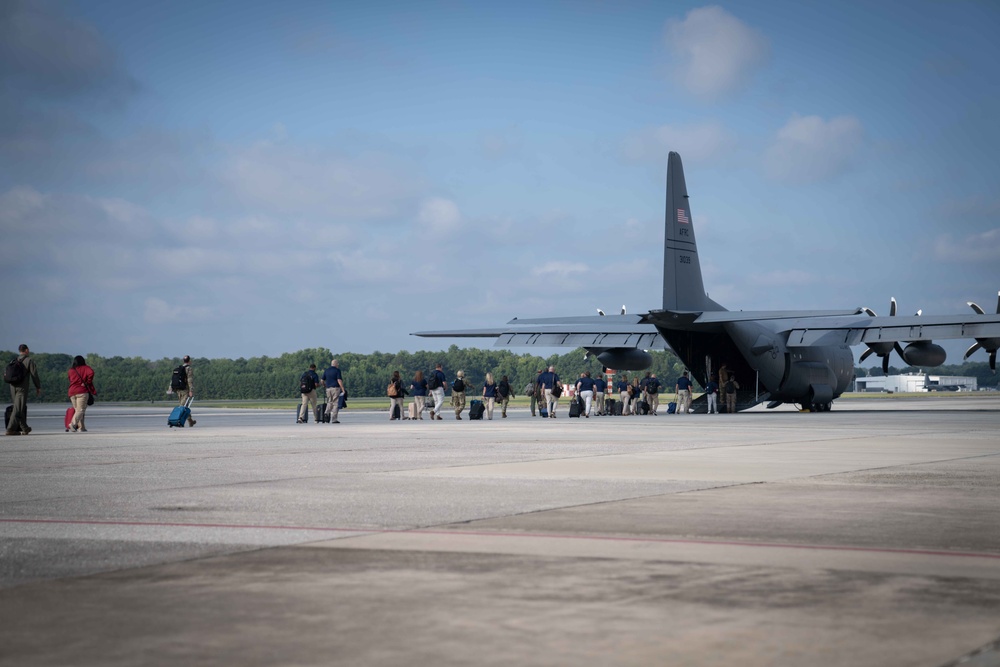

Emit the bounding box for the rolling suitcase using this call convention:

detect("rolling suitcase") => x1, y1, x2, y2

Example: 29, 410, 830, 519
469, 400, 485, 420
392, 404, 401, 420
604, 398, 615, 416
4, 405, 11, 430
667, 402, 677, 414
638, 400, 650, 416
65, 407, 75, 432
568, 397, 582, 418
613, 402, 623, 416
315, 403, 330, 423
539, 407, 548, 418
168, 397, 193, 427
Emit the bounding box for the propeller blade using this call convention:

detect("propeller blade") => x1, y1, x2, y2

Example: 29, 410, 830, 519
991, 351, 997, 372
964, 342, 982, 360
620, 305, 626, 315
862, 307, 877, 317
995, 291, 1000, 315
969, 301, 985, 315
914, 309, 922, 316
860, 348, 874, 362
596, 309, 605, 316
889, 297, 897, 317
882, 355, 890, 375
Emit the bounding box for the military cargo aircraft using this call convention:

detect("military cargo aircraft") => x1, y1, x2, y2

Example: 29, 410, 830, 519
414, 152, 1000, 412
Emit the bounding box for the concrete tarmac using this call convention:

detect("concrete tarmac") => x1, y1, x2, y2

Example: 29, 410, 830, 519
2, 398, 999, 666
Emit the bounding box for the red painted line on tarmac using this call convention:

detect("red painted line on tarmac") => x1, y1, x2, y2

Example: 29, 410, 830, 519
2, 517, 999, 561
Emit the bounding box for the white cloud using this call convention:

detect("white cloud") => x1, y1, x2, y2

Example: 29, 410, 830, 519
418, 197, 462, 233
763, 114, 864, 184
622, 121, 734, 165
932, 229, 1000, 263
665, 6, 769, 101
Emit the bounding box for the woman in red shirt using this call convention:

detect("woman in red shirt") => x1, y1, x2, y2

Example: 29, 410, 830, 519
67, 356, 96, 432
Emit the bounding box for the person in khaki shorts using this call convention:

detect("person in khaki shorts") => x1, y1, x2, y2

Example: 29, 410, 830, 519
724, 375, 740, 414
172, 356, 196, 426
298, 364, 320, 423
451, 370, 468, 419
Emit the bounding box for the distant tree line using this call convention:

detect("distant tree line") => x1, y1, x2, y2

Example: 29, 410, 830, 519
2, 347, 996, 403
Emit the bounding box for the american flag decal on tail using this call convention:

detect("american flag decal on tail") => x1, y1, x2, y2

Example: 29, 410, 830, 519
677, 209, 690, 224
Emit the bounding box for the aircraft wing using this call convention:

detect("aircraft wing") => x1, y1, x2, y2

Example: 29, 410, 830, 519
412, 314, 667, 350
781, 313, 1000, 347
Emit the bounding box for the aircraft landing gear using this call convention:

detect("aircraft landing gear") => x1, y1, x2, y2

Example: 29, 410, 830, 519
799, 402, 832, 412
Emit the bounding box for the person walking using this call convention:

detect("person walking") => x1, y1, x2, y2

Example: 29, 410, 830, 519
428, 363, 446, 420
538, 366, 560, 418
482, 372, 497, 420
647, 373, 662, 415
387, 370, 406, 420
410, 370, 428, 420
630, 377, 642, 415
724, 374, 740, 414
170, 355, 196, 427
594, 373, 607, 415
451, 370, 468, 419
322, 359, 345, 424
525, 371, 541, 417
497, 374, 514, 418
67, 355, 96, 432
705, 373, 720, 414
576, 371, 596, 418
298, 364, 320, 423
617, 375, 631, 416
5, 344, 41, 436
675, 371, 693, 415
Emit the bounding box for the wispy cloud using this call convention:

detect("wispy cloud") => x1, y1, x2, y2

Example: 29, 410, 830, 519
622, 121, 734, 165
763, 114, 864, 184
933, 228, 1000, 263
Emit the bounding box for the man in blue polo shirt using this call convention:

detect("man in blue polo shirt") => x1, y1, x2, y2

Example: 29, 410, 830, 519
594, 373, 607, 415
675, 370, 692, 415
322, 359, 345, 423
576, 371, 596, 417
538, 365, 560, 418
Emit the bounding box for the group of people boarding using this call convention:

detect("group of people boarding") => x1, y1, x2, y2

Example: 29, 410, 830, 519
387, 364, 515, 420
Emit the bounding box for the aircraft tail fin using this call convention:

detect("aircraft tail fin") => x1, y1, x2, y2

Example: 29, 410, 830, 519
662, 152, 724, 312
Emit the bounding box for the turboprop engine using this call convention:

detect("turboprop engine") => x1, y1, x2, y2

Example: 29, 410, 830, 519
593, 348, 653, 371
900, 341, 946, 367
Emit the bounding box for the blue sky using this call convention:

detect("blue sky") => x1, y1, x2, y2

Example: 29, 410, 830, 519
2, 0, 998, 364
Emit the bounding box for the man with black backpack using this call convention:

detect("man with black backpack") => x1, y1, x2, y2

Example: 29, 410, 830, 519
5, 344, 41, 436
170, 356, 196, 427
298, 364, 320, 423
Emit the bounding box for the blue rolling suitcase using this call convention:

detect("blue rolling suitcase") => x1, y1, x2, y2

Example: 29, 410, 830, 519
667, 401, 677, 414
168, 397, 193, 427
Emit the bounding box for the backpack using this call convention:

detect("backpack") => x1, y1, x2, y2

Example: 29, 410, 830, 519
387, 381, 398, 398
452, 378, 465, 393
3, 357, 26, 385
428, 372, 442, 390
170, 364, 188, 391
725, 380, 736, 394
300, 372, 316, 394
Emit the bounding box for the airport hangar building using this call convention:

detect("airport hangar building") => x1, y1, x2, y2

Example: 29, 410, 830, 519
855, 373, 978, 393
